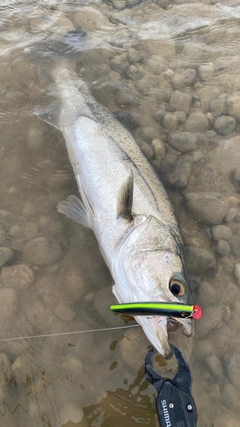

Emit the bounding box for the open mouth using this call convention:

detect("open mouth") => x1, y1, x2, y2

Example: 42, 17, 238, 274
167, 317, 193, 337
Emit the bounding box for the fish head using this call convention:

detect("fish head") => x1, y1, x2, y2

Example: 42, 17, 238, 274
113, 215, 192, 358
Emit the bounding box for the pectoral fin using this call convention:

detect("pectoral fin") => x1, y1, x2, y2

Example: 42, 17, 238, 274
117, 172, 134, 222
57, 194, 91, 228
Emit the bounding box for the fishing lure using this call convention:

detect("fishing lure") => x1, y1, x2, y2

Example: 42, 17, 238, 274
110, 302, 202, 320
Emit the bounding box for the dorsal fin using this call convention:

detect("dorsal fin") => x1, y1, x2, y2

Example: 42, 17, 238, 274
117, 171, 134, 222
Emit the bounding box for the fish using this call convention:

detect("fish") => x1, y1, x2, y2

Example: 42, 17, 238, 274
37, 66, 192, 358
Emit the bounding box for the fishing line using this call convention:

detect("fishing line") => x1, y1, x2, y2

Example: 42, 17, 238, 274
0, 324, 140, 343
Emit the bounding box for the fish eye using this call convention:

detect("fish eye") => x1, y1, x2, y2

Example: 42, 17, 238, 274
169, 277, 185, 297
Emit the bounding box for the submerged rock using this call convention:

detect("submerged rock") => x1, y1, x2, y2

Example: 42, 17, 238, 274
1, 265, 34, 289
0, 247, 14, 269
211, 225, 233, 241
213, 115, 236, 136
185, 246, 215, 274
168, 132, 197, 153
23, 237, 62, 266
184, 192, 229, 225
195, 304, 223, 338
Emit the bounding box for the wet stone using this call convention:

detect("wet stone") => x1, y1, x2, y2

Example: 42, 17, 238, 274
227, 93, 240, 121
211, 225, 233, 241
225, 207, 237, 222
72, 7, 109, 32
23, 237, 62, 266
230, 236, 240, 257
110, 54, 129, 74
54, 303, 75, 322
0, 247, 14, 269
197, 281, 216, 308
169, 90, 192, 115
210, 95, 226, 117
151, 139, 165, 161
1, 265, 34, 289
185, 246, 215, 274
144, 55, 168, 75
0, 288, 18, 320
214, 115, 236, 136
184, 112, 209, 133
171, 68, 196, 89
112, 0, 126, 9
184, 192, 229, 225
221, 383, 240, 414
194, 339, 213, 360
163, 113, 178, 131
169, 156, 192, 189
234, 264, 240, 286
0, 227, 5, 245
205, 354, 223, 379
119, 327, 150, 370
168, 132, 197, 153
195, 304, 223, 338
0, 210, 14, 229
216, 240, 230, 256
59, 401, 84, 425
173, 111, 186, 124
198, 64, 214, 81
222, 353, 240, 387
94, 286, 121, 327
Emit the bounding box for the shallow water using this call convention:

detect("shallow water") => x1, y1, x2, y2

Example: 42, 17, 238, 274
1, 0, 240, 426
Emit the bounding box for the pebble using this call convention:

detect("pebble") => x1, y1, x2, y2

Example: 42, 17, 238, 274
110, 54, 129, 74
112, 0, 126, 9
168, 132, 197, 153
127, 48, 145, 64
224, 207, 237, 222
211, 225, 233, 241
169, 90, 192, 115
0, 247, 14, 269
163, 113, 178, 131
194, 304, 223, 338
23, 237, 62, 266
144, 55, 168, 75
173, 111, 186, 124
59, 401, 84, 425
54, 303, 75, 322
171, 68, 196, 89
229, 236, 240, 257
0, 288, 18, 321
184, 112, 209, 133
193, 339, 213, 360
0, 353, 12, 387
184, 192, 229, 225
185, 246, 215, 274
197, 281, 216, 308
216, 240, 230, 256
198, 64, 214, 81
169, 155, 192, 189
226, 93, 240, 121
234, 264, 240, 286
222, 353, 240, 387
0, 227, 6, 245
23, 222, 38, 240
205, 354, 223, 379
0, 265, 34, 289
72, 7, 109, 32
151, 139, 165, 161
221, 384, 240, 415
213, 115, 236, 136
210, 95, 226, 117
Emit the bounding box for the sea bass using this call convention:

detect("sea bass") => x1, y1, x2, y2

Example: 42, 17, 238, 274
39, 67, 192, 358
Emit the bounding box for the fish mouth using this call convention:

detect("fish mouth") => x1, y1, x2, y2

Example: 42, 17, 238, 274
135, 314, 193, 359
167, 316, 193, 337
